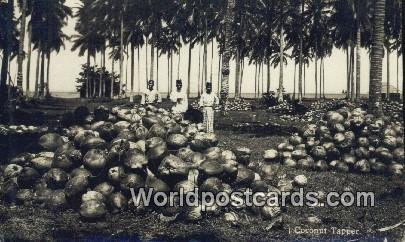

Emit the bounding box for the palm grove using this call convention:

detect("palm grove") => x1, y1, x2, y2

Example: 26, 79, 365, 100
0, 0, 402, 115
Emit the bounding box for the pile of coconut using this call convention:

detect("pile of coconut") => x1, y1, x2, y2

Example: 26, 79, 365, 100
0, 124, 48, 136
0, 105, 288, 222
264, 107, 404, 177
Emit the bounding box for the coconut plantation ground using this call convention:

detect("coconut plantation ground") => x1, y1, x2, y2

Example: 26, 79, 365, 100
0, 97, 403, 241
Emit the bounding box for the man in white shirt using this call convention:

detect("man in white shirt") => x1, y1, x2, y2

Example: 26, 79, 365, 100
199, 82, 219, 133
170, 79, 188, 114
140, 80, 162, 105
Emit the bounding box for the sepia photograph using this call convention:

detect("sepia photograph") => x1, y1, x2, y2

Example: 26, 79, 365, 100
0, 0, 403, 241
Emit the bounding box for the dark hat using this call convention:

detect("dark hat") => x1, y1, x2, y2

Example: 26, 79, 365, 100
176, 79, 182, 85
206, 82, 212, 87
148, 80, 154, 85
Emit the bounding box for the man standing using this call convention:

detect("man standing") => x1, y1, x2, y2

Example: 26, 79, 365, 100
199, 82, 219, 133
170, 79, 188, 114
141, 80, 162, 105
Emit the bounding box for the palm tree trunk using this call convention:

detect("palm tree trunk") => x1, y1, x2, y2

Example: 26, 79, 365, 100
303, 64, 306, 97
350, 44, 355, 101
150, 45, 155, 81
322, 58, 325, 99
396, 52, 399, 94
119, 14, 124, 96
111, 59, 115, 98
86, 51, 90, 98
315, 44, 318, 100
356, 26, 361, 100
277, 27, 284, 102
177, 48, 181, 80
170, 51, 173, 94
368, 0, 385, 115
320, 58, 322, 99
386, 46, 390, 100
220, 0, 235, 105
34, 49, 40, 97
198, 45, 201, 97
167, 53, 170, 96
240, 58, 244, 95
218, 53, 222, 94
235, 49, 240, 98
346, 48, 350, 99
145, 36, 148, 85
298, 0, 304, 102
293, 63, 296, 100
210, 39, 214, 81
16, 0, 27, 91
46, 53, 50, 97
156, 49, 159, 90
137, 47, 140, 94
26, 23, 32, 95
187, 43, 192, 96
39, 51, 45, 97
254, 63, 257, 99
131, 43, 134, 92
267, 60, 271, 94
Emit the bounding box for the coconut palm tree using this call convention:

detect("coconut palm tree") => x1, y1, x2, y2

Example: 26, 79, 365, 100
16, 0, 28, 91
219, 0, 236, 105
369, 0, 386, 115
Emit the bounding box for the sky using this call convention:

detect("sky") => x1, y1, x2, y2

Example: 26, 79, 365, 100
7, 0, 403, 95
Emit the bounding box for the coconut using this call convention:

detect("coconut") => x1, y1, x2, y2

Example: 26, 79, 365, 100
388, 163, 403, 176
80, 200, 107, 219
114, 121, 131, 131
147, 124, 167, 139
354, 159, 370, 173
15, 189, 35, 205
221, 150, 237, 161
292, 149, 307, 160
38, 133, 64, 152
108, 192, 127, 213
46, 190, 67, 210
188, 152, 206, 167
166, 122, 182, 135
108, 167, 126, 184
133, 126, 149, 141
43, 169, 69, 190
297, 156, 315, 170
289, 134, 303, 146
177, 147, 195, 161
174, 180, 197, 193
259, 164, 276, 181
393, 148, 404, 163
70, 167, 92, 178
122, 150, 147, 171
315, 160, 328, 171
146, 143, 168, 169
4, 164, 23, 179
10, 153, 35, 167
158, 155, 189, 183
222, 159, 239, 182
0, 180, 18, 202
263, 149, 279, 162
198, 160, 224, 178
17, 167, 40, 188
145, 170, 170, 193
205, 147, 222, 160
142, 115, 163, 129
145, 137, 165, 150
74, 130, 98, 147
383, 136, 397, 150
370, 160, 387, 174
81, 137, 107, 151
200, 177, 224, 194
30, 153, 54, 171
117, 130, 136, 141
310, 146, 327, 160
261, 205, 281, 220
284, 158, 297, 167
94, 105, 110, 121
94, 182, 115, 197
83, 149, 107, 172
234, 165, 255, 186
82, 191, 105, 203
65, 175, 89, 198
166, 134, 188, 150
120, 173, 144, 192
232, 147, 251, 165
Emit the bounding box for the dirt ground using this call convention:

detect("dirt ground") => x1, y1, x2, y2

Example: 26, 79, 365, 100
0, 98, 404, 241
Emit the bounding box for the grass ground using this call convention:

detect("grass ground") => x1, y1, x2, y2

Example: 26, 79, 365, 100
0, 97, 404, 241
